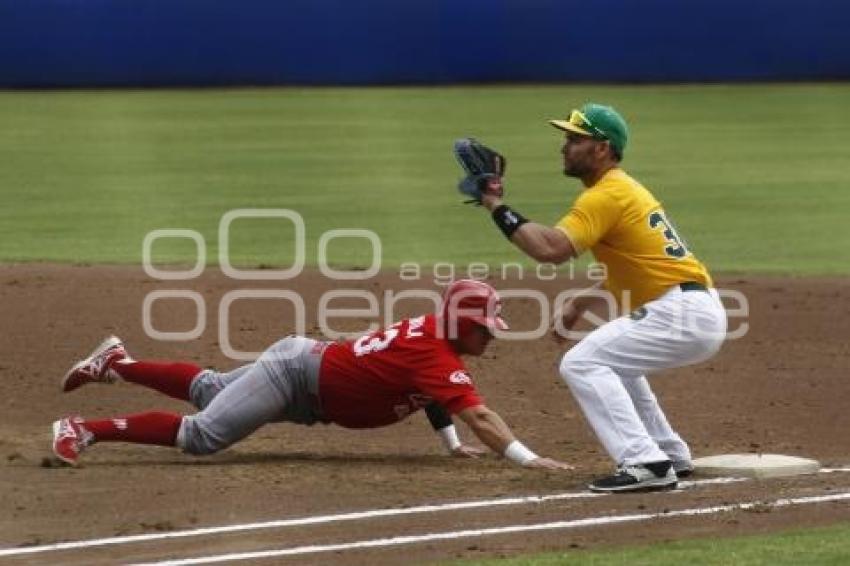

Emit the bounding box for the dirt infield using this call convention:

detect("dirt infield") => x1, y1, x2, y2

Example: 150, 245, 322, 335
1, 265, 848, 564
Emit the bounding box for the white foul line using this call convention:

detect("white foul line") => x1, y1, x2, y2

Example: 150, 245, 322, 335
136, 491, 850, 565
0, 491, 606, 558
0, 473, 836, 558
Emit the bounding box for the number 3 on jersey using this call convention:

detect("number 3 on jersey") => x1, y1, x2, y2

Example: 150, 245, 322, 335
353, 328, 399, 357
352, 317, 424, 357
648, 210, 689, 259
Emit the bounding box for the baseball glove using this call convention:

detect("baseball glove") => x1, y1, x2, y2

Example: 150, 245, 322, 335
453, 138, 506, 205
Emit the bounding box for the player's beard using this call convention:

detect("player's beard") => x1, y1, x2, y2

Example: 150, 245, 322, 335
562, 150, 593, 178
563, 160, 591, 178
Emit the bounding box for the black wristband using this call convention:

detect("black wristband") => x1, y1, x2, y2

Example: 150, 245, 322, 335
491, 204, 529, 239
424, 402, 453, 431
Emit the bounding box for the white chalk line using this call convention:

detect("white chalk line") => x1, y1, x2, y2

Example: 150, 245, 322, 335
0, 469, 846, 558
0, 477, 739, 558
135, 491, 850, 565
2, 491, 609, 558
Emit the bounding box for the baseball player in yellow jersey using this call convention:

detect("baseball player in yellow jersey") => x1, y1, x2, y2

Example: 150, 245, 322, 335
461, 103, 727, 492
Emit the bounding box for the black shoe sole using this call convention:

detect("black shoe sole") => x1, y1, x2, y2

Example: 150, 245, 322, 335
589, 480, 678, 494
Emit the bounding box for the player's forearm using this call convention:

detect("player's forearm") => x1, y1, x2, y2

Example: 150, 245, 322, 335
459, 406, 541, 466
482, 196, 575, 264
458, 406, 516, 453
511, 223, 574, 264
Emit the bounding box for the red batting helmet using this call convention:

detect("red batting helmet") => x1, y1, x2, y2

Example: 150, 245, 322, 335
440, 279, 509, 336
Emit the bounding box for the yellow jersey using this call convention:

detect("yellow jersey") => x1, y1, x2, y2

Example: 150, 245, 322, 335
555, 168, 712, 309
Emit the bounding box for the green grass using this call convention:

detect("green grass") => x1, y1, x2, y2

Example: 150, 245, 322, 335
453, 522, 850, 565
1, 84, 849, 273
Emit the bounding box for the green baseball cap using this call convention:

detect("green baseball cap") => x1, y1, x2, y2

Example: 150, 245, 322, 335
549, 103, 629, 158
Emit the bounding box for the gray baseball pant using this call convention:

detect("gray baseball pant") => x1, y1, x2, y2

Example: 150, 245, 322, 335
176, 336, 326, 455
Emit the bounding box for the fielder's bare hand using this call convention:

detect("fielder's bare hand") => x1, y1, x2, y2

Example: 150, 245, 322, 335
552, 302, 580, 341
551, 282, 607, 344
523, 457, 574, 471
451, 444, 487, 458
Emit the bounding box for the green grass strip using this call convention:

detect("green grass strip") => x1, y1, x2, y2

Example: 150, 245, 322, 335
1, 84, 849, 273
452, 521, 850, 565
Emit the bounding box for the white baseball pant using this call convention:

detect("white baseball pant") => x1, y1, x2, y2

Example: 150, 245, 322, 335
559, 285, 727, 466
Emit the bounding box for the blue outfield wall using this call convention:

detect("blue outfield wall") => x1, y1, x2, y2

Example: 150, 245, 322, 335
1, 0, 849, 87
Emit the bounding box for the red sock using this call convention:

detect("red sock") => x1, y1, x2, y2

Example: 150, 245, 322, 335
111, 360, 202, 401
84, 411, 183, 447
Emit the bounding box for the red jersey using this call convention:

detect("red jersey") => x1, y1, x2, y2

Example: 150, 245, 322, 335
318, 314, 483, 429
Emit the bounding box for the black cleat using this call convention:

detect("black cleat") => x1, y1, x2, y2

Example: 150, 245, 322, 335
589, 461, 678, 493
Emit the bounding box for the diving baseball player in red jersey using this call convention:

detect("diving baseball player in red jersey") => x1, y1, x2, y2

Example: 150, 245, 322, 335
52, 280, 571, 471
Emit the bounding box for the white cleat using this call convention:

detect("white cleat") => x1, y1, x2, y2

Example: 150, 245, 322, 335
61, 336, 131, 393
51, 416, 92, 466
